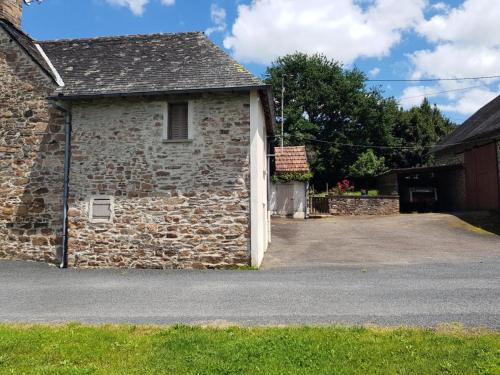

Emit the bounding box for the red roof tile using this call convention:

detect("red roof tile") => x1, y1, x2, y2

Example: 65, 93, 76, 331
275, 146, 309, 173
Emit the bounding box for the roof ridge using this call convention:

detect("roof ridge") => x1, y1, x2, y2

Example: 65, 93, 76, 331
39, 31, 205, 44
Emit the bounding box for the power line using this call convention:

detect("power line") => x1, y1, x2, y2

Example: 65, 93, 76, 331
304, 137, 425, 150
367, 75, 500, 82
292, 135, 472, 151
398, 84, 484, 101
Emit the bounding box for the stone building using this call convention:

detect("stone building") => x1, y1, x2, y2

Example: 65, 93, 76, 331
0, 1, 274, 269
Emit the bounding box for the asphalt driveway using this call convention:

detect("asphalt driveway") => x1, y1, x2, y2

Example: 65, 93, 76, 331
262, 213, 500, 268
0, 213, 498, 327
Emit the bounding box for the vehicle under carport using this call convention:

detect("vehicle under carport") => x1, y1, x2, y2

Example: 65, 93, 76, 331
377, 164, 464, 212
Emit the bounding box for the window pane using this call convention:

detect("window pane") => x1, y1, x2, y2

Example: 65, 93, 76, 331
168, 103, 188, 140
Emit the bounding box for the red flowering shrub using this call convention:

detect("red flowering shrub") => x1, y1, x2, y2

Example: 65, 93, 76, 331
334, 178, 355, 195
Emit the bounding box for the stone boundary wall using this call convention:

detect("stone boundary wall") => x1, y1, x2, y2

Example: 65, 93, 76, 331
328, 195, 400, 216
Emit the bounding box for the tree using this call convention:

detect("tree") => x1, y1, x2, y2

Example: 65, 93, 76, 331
348, 149, 386, 178
388, 99, 455, 168
265, 53, 456, 189
265, 53, 399, 188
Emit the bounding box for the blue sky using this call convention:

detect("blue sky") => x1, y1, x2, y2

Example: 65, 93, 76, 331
22, 0, 500, 123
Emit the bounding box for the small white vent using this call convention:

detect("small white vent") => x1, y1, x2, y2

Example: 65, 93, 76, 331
89, 196, 114, 223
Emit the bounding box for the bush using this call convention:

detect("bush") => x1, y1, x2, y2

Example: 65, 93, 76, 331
272, 171, 313, 183
348, 149, 386, 178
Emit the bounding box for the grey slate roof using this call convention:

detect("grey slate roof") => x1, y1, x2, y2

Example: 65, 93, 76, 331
39, 32, 266, 98
433, 93, 500, 154
0, 19, 57, 84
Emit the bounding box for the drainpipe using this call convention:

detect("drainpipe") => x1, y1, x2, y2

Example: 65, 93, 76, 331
52, 102, 72, 269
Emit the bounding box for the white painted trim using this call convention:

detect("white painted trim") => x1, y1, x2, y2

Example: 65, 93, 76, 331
88, 195, 114, 224
35, 43, 65, 87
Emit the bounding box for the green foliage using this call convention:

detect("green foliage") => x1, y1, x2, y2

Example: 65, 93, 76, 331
0, 324, 498, 374
265, 53, 456, 189
348, 149, 386, 178
272, 171, 313, 183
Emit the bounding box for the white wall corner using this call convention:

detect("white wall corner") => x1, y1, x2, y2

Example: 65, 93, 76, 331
250, 90, 264, 268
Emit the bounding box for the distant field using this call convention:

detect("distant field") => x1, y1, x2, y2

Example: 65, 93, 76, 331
0, 323, 498, 374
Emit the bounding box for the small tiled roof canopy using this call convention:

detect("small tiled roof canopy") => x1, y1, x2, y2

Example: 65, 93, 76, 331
275, 146, 309, 173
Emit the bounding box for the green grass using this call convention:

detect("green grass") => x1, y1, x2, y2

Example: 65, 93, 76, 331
0, 324, 498, 374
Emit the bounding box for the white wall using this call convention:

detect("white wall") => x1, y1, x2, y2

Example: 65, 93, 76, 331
249, 90, 270, 267
270, 181, 307, 219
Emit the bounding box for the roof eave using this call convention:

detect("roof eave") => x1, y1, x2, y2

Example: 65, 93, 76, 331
47, 85, 269, 101
432, 127, 500, 155
258, 85, 276, 136
48, 84, 277, 136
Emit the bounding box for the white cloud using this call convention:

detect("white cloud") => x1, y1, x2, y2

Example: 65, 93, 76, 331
104, 0, 175, 15
223, 0, 425, 65
412, 0, 500, 79
105, 0, 149, 15
399, 85, 439, 109
429, 2, 449, 13
369, 67, 380, 77
411, 44, 500, 80
439, 87, 499, 115
407, 0, 500, 115
205, 4, 227, 36
418, 0, 499, 46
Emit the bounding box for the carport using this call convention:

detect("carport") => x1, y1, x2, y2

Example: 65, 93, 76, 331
377, 164, 464, 212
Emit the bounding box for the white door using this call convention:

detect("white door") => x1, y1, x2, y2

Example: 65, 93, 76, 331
275, 183, 295, 216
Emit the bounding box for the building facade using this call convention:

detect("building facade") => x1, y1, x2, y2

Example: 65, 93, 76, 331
0, 2, 274, 268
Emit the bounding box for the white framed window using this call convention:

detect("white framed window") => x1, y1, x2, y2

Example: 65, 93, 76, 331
162, 101, 194, 141
89, 196, 114, 223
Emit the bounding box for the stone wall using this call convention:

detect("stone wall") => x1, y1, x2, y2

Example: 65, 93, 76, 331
0, 27, 64, 264
67, 93, 251, 269
328, 196, 400, 216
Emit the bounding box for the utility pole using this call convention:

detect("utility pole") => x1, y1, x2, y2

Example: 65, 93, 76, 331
281, 75, 285, 148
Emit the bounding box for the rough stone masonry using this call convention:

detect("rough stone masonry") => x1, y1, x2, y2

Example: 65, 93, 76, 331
0, 26, 65, 264
0, 25, 254, 269
66, 94, 252, 269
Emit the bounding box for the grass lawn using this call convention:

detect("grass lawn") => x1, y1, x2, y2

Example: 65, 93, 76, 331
0, 324, 498, 374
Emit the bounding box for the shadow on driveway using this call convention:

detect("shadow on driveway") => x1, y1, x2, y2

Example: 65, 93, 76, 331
452, 210, 500, 236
